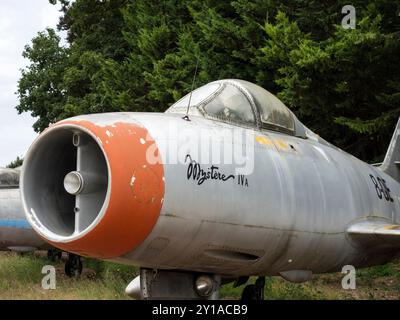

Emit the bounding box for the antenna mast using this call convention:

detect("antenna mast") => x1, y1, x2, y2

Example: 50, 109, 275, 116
183, 57, 200, 121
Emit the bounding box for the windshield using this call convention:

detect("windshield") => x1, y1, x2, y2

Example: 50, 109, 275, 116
167, 82, 221, 114
259, 91, 294, 132
236, 80, 295, 132
202, 83, 255, 125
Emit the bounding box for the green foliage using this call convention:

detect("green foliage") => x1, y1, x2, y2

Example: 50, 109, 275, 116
83, 259, 138, 282
2, 252, 400, 299
358, 262, 396, 279
6, 156, 23, 169
0, 252, 45, 286
0, 252, 134, 299
17, 28, 68, 132
220, 277, 323, 300
259, 5, 400, 160
17, 0, 400, 161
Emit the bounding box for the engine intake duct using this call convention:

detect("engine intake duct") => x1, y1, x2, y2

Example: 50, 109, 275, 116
21, 116, 164, 259
22, 126, 108, 238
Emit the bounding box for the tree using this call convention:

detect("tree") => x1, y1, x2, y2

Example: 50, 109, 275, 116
17, 0, 400, 162
6, 157, 23, 169
260, 10, 400, 161
17, 28, 68, 132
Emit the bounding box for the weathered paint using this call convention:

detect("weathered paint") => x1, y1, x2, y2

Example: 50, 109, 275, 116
24, 119, 165, 259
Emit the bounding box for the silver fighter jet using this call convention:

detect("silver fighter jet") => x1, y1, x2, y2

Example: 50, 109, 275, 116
20, 79, 400, 299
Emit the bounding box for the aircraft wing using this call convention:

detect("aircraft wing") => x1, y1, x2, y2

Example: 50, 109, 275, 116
347, 220, 400, 247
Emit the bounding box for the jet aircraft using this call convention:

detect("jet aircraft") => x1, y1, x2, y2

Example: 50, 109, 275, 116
20, 79, 400, 299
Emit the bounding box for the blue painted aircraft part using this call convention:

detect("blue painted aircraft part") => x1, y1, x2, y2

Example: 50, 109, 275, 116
0, 219, 31, 229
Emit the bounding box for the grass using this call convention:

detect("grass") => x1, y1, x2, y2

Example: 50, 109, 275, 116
0, 251, 136, 300
221, 260, 400, 300
1, 251, 400, 300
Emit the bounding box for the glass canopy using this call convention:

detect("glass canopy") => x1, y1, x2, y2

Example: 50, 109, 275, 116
166, 79, 295, 134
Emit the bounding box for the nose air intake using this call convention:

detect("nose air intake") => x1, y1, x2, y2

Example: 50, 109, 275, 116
22, 127, 108, 237
21, 119, 164, 259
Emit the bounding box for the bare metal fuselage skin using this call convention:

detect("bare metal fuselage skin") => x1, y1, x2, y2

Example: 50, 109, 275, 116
0, 186, 45, 251
22, 111, 400, 278
119, 113, 400, 276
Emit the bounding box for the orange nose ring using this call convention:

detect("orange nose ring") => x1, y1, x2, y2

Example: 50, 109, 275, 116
46, 120, 164, 259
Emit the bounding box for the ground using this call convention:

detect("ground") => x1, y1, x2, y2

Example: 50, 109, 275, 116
0, 251, 399, 300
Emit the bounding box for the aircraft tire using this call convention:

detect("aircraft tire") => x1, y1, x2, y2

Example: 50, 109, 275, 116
241, 284, 257, 300
65, 254, 82, 278
241, 277, 265, 300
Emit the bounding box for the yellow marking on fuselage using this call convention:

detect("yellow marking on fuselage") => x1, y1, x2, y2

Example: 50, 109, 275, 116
383, 225, 400, 230
256, 136, 274, 146
275, 139, 289, 150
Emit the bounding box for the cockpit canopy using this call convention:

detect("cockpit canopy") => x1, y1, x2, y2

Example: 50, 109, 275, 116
166, 79, 302, 136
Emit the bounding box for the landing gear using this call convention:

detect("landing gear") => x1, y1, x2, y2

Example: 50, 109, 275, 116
241, 277, 265, 301
65, 253, 82, 278
47, 249, 62, 262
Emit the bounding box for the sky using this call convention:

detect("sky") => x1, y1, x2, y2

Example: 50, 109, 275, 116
0, 0, 63, 167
